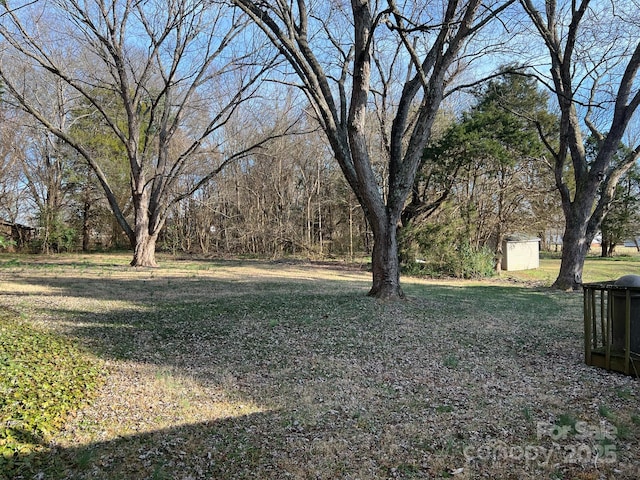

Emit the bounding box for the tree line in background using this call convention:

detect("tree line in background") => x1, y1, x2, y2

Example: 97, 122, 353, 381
3, 71, 638, 268
0, 1, 639, 295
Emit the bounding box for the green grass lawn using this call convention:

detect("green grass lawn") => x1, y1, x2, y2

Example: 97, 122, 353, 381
503, 248, 640, 286
0, 252, 639, 480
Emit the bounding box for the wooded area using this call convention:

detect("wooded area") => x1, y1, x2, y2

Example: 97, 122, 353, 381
0, 0, 638, 295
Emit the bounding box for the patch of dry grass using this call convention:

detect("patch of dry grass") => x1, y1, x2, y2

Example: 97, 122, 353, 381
0, 253, 639, 479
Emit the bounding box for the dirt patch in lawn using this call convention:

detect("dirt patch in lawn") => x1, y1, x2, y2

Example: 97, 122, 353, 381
1, 254, 639, 479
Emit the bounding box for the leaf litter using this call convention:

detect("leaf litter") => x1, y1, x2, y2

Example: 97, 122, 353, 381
0, 254, 638, 479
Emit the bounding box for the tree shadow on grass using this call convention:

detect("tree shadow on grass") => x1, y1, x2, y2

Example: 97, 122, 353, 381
4, 265, 372, 306
5, 269, 636, 479
3, 272, 583, 371
5, 409, 322, 480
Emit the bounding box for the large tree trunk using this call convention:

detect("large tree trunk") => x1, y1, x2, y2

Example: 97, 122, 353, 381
131, 232, 158, 267
552, 218, 590, 290
368, 217, 403, 299
130, 188, 159, 267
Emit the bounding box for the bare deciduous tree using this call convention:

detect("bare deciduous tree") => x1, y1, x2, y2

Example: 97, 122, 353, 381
0, 0, 277, 266
520, 0, 640, 289
0, 104, 28, 224
233, 0, 517, 298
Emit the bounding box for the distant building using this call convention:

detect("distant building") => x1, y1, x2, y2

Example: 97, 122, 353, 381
501, 235, 540, 271
0, 220, 37, 249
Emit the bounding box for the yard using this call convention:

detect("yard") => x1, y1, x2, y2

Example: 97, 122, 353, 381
1, 253, 639, 479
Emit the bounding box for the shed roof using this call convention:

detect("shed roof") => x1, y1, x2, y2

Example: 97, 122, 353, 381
504, 234, 540, 242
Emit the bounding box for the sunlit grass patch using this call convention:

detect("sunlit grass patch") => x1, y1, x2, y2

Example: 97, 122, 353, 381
505, 249, 640, 285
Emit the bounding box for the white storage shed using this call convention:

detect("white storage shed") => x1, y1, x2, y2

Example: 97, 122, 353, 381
501, 235, 540, 271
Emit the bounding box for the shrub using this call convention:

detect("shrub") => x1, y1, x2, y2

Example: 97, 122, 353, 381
0, 235, 16, 251
453, 242, 495, 279
400, 220, 495, 279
